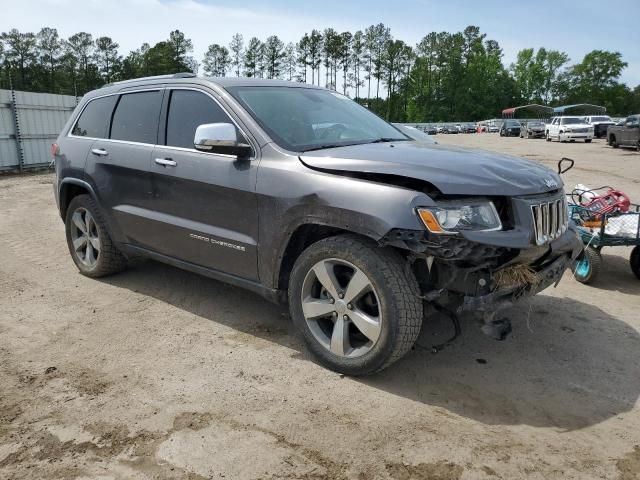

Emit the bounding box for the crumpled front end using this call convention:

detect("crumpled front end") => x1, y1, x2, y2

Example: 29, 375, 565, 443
381, 191, 583, 313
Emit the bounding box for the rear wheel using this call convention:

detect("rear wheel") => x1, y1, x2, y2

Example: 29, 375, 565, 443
288, 235, 423, 375
65, 194, 127, 278
573, 246, 602, 284
546, 131, 551, 142
630, 247, 640, 280
585, 139, 592, 143
609, 135, 618, 148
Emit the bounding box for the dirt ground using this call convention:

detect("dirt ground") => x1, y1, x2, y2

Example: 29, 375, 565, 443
1, 134, 640, 480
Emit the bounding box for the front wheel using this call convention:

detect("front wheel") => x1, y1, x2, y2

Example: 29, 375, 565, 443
546, 132, 551, 142
288, 235, 423, 375
573, 246, 602, 284
65, 194, 127, 277
585, 139, 592, 143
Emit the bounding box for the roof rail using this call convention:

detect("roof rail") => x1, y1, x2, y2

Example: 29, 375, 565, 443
101, 72, 197, 88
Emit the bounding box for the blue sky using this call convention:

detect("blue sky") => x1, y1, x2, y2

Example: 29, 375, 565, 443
5, 0, 639, 86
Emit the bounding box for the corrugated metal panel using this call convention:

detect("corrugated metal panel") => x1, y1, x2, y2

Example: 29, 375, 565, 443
0, 89, 78, 170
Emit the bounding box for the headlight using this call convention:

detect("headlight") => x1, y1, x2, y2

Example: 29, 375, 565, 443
417, 201, 502, 233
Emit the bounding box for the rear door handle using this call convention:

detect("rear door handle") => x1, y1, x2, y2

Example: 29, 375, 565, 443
155, 158, 177, 167
91, 148, 108, 156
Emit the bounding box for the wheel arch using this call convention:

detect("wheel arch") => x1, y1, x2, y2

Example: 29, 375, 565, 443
59, 178, 98, 220
275, 222, 378, 291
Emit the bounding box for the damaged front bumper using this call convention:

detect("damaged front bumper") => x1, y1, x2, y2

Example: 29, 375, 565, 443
383, 222, 583, 311
458, 252, 570, 313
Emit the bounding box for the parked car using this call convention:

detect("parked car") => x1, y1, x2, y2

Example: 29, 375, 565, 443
442, 125, 459, 134
487, 124, 500, 133
520, 121, 546, 139
499, 120, 521, 137
463, 123, 476, 133
607, 114, 640, 151
423, 125, 438, 135
545, 117, 593, 143
392, 124, 437, 144
53, 74, 581, 375
582, 115, 616, 138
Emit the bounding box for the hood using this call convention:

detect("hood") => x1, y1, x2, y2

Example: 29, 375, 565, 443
299, 141, 563, 196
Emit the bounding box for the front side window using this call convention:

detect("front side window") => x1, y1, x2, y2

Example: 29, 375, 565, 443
71, 96, 117, 138
227, 86, 407, 152
165, 90, 237, 149
111, 91, 162, 144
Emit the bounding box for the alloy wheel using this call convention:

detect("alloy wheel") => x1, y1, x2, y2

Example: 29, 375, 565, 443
69, 207, 100, 267
301, 258, 382, 358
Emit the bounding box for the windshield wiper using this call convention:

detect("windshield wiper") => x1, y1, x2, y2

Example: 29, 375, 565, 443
301, 142, 363, 152
367, 137, 407, 144
301, 137, 407, 152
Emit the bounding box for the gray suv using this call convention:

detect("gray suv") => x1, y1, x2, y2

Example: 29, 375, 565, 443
53, 74, 582, 375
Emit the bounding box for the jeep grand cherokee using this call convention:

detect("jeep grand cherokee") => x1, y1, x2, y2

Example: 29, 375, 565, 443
52, 74, 582, 375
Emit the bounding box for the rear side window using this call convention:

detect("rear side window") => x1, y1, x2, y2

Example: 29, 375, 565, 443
165, 90, 236, 149
111, 91, 162, 144
71, 96, 117, 138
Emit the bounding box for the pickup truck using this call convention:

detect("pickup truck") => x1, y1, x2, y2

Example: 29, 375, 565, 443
583, 115, 615, 138
607, 115, 640, 151
545, 116, 593, 143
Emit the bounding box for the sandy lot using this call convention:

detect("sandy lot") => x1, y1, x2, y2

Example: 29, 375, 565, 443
1, 135, 639, 480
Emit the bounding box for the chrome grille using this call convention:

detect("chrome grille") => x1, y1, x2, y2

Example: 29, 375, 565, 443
531, 197, 568, 245
573, 128, 588, 133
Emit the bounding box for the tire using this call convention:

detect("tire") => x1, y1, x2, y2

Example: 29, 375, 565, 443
630, 246, 640, 280
636, 140, 640, 152
610, 135, 618, 148
573, 246, 602, 284
65, 194, 127, 278
546, 131, 551, 142
585, 139, 592, 143
288, 235, 423, 376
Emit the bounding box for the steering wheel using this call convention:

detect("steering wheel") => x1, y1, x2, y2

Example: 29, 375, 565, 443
319, 123, 348, 140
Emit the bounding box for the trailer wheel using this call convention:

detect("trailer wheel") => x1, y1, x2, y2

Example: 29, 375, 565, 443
574, 246, 602, 284
630, 247, 640, 280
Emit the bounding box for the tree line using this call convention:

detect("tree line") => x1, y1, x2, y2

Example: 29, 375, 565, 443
1, 25, 638, 121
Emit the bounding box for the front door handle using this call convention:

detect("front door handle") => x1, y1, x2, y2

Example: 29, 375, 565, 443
155, 158, 177, 167
91, 148, 108, 156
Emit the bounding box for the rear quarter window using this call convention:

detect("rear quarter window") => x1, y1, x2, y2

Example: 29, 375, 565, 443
71, 96, 118, 138
111, 91, 163, 144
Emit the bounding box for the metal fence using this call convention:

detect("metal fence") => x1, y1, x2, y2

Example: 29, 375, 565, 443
0, 89, 78, 172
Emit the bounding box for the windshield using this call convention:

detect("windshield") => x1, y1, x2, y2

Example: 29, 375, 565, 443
392, 124, 436, 144
528, 122, 544, 127
561, 117, 583, 125
227, 86, 408, 152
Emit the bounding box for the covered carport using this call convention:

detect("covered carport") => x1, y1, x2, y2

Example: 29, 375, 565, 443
502, 104, 554, 120
552, 104, 607, 116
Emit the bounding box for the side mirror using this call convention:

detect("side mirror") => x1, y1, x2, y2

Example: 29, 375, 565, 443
194, 123, 252, 158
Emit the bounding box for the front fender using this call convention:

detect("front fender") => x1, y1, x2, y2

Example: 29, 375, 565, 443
255, 150, 434, 289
